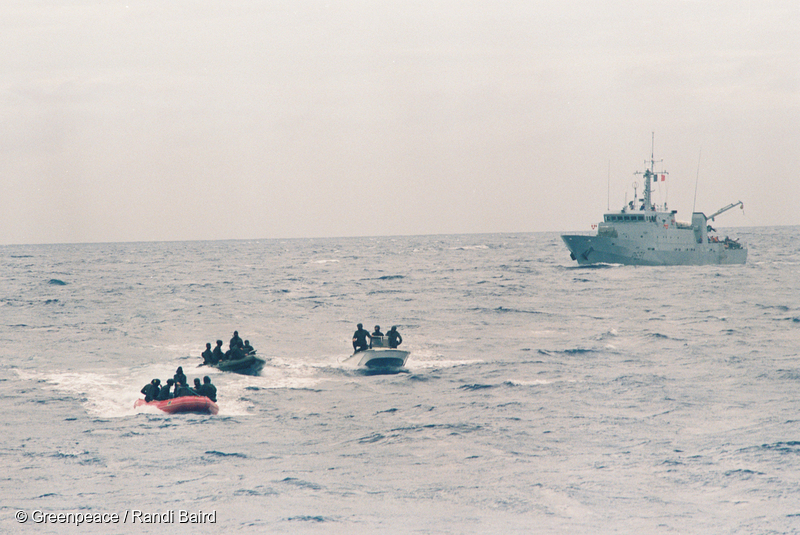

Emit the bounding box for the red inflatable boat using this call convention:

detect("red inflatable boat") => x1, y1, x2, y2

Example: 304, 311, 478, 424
134, 396, 219, 415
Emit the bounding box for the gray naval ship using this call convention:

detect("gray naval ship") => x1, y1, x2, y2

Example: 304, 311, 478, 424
562, 145, 746, 266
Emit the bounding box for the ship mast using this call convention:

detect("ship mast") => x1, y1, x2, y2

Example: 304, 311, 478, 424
636, 132, 668, 211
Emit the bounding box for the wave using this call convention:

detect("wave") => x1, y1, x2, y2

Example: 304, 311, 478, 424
449, 245, 489, 251
393, 422, 485, 434
286, 516, 332, 523
503, 379, 558, 387
470, 306, 544, 315
367, 289, 404, 295
757, 304, 791, 312
760, 441, 800, 454
29, 369, 145, 418
724, 469, 762, 478
495, 306, 544, 315
404, 356, 483, 370
280, 477, 322, 490
233, 487, 279, 497
560, 348, 598, 355
204, 450, 247, 458
358, 432, 386, 444
459, 383, 494, 391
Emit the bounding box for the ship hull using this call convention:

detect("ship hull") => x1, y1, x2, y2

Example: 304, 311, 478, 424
342, 348, 410, 369
562, 234, 747, 266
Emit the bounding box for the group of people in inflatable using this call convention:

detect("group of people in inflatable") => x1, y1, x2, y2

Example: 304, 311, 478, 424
352, 324, 403, 353
140, 366, 217, 403
200, 330, 256, 365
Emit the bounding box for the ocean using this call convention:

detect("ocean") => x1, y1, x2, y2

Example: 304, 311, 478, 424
1, 228, 798, 534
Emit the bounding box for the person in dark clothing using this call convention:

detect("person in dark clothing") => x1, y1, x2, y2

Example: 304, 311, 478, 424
229, 344, 245, 361
230, 331, 243, 351
370, 325, 384, 348
173, 367, 187, 388
140, 379, 160, 402
243, 340, 255, 355
193, 378, 203, 394
157, 379, 174, 400
201, 343, 213, 365
174, 381, 196, 398
199, 376, 217, 402
388, 326, 403, 349
352, 323, 371, 353
212, 340, 225, 363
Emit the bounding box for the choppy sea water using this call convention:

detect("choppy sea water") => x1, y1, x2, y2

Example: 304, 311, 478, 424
1, 228, 799, 534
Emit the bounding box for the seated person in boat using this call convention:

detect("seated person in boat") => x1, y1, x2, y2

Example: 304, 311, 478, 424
243, 340, 255, 355
157, 379, 174, 400
173, 367, 187, 388
388, 326, 403, 349
198, 376, 217, 402
212, 340, 225, 363
201, 343, 214, 365
140, 379, 161, 402
228, 343, 246, 361
230, 330, 244, 351
352, 323, 372, 353
174, 381, 198, 398
193, 378, 203, 394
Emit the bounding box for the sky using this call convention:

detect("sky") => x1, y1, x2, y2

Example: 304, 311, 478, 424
1, 0, 798, 245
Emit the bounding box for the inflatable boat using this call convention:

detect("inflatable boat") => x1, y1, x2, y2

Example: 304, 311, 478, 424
134, 396, 219, 415
205, 354, 265, 376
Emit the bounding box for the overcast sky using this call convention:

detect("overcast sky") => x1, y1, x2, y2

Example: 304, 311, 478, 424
1, 1, 797, 245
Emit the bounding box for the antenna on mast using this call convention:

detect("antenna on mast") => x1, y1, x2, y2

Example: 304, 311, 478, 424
634, 132, 667, 211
